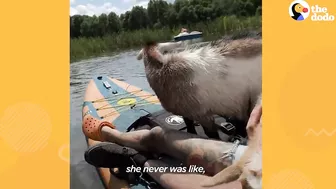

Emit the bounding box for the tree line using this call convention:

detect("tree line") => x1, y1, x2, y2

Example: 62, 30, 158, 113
70, 0, 261, 38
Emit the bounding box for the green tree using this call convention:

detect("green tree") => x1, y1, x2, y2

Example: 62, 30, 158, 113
71, 15, 84, 38
98, 13, 108, 36
174, 0, 189, 13
121, 11, 131, 31
90, 16, 99, 36
147, 0, 169, 27
107, 12, 121, 34
70, 0, 262, 38
80, 16, 92, 37
128, 6, 149, 30
164, 6, 178, 27
178, 6, 197, 24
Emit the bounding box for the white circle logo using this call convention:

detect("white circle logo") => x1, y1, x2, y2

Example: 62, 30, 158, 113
289, 0, 310, 21
165, 115, 184, 125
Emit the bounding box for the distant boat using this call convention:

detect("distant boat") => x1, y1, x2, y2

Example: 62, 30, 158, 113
173, 31, 203, 42
136, 29, 204, 60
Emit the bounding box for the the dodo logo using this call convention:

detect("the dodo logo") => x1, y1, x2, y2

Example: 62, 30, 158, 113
289, 0, 310, 21
289, 0, 335, 21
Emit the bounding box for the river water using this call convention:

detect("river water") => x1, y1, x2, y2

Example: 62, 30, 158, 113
70, 50, 155, 189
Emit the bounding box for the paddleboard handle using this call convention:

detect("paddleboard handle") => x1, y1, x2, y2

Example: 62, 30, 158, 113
103, 81, 112, 89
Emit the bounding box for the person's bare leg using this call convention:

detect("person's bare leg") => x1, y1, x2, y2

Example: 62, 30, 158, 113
200, 101, 262, 187
144, 160, 242, 189
107, 173, 130, 189
100, 126, 234, 175
101, 127, 151, 152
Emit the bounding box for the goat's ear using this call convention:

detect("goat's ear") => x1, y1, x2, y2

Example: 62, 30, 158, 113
158, 41, 182, 52
144, 41, 165, 64
136, 49, 144, 60
145, 40, 158, 47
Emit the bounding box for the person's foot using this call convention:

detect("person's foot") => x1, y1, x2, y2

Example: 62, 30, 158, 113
84, 142, 160, 186
84, 142, 150, 169
82, 114, 116, 142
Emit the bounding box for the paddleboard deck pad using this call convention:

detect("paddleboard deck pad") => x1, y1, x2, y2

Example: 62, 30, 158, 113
82, 75, 165, 189
82, 75, 240, 189
82, 75, 210, 189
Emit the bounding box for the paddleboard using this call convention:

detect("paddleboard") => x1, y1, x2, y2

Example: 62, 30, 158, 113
82, 75, 163, 189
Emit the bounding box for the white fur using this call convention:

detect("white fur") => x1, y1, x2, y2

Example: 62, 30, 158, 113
233, 145, 262, 189
136, 49, 144, 60
246, 116, 262, 189
157, 44, 262, 121
246, 150, 262, 189
233, 145, 248, 164
144, 38, 262, 188
136, 41, 184, 60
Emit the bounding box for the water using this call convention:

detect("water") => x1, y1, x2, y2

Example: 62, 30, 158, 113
70, 50, 155, 189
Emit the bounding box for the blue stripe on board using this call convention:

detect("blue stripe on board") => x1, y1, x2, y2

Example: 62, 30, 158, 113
82, 101, 101, 120
93, 75, 163, 189
93, 75, 163, 132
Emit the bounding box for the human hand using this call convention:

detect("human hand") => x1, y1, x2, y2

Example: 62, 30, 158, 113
246, 103, 262, 139
240, 102, 262, 189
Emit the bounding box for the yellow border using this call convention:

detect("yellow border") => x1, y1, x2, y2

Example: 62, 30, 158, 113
264, 0, 336, 188
0, 0, 69, 188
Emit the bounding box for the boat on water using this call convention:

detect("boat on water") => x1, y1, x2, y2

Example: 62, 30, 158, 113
172, 28, 203, 45
173, 30, 203, 42
136, 28, 206, 61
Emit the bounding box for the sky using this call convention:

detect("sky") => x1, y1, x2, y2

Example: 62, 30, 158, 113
70, 0, 174, 16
